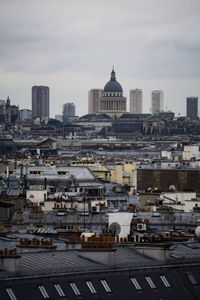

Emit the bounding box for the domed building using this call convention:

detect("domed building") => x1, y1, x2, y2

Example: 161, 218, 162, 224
100, 68, 127, 118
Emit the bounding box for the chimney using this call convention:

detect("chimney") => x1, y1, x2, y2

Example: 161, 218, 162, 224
78, 234, 116, 264
135, 242, 172, 262
0, 248, 21, 272
44, 177, 47, 189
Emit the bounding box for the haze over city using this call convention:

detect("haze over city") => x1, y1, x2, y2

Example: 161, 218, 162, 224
0, 0, 200, 117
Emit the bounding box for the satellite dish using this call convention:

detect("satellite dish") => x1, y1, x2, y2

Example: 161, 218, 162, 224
169, 185, 176, 192
109, 222, 121, 236
195, 226, 200, 237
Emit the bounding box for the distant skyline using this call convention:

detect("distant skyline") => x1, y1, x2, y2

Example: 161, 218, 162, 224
0, 0, 200, 117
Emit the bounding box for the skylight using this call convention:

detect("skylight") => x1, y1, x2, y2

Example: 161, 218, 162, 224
6, 288, 17, 300
86, 281, 97, 294
130, 277, 142, 290
69, 282, 81, 296
54, 284, 65, 297
187, 273, 198, 285
160, 275, 171, 288
100, 279, 112, 293
38, 286, 50, 299
145, 276, 156, 289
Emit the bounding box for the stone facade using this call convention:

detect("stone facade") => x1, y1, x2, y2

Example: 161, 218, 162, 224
100, 69, 126, 118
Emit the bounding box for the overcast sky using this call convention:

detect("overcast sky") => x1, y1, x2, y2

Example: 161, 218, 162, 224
0, 0, 200, 117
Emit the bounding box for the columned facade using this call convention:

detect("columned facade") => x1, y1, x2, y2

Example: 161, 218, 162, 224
100, 69, 126, 118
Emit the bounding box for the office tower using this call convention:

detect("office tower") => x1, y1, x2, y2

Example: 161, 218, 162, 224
130, 89, 143, 113
186, 97, 198, 118
100, 68, 126, 118
88, 89, 103, 114
151, 90, 164, 114
0, 100, 5, 123
32, 86, 49, 119
63, 102, 76, 124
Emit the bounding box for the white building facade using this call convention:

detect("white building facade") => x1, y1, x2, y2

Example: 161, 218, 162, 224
183, 145, 200, 161
88, 89, 103, 114
151, 90, 164, 114
130, 89, 143, 114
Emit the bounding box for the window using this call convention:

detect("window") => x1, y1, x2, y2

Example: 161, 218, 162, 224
145, 276, 156, 289
86, 281, 97, 294
54, 284, 65, 297
130, 277, 142, 290
58, 171, 67, 176
6, 288, 17, 300
187, 273, 198, 285
69, 282, 81, 296
160, 275, 171, 288
38, 285, 49, 299
30, 171, 41, 175
100, 279, 112, 293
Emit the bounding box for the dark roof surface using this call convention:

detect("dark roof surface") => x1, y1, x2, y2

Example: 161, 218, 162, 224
104, 80, 123, 93
1, 240, 200, 299
118, 113, 151, 120
79, 113, 112, 121
1, 263, 200, 300
0, 246, 158, 277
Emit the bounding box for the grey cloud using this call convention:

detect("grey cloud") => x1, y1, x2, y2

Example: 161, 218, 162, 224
0, 0, 200, 116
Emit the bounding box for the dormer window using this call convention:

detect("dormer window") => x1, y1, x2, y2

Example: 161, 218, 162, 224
58, 171, 67, 175
30, 171, 41, 175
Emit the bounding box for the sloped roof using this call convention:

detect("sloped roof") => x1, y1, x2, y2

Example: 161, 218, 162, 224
79, 113, 113, 121
15, 166, 95, 182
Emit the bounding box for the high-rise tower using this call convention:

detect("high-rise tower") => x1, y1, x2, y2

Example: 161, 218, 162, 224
88, 89, 103, 114
151, 90, 164, 114
186, 97, 198, 118
63, 102, 76, 124
32, 86, 49, 119
130, 89, 143, 114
